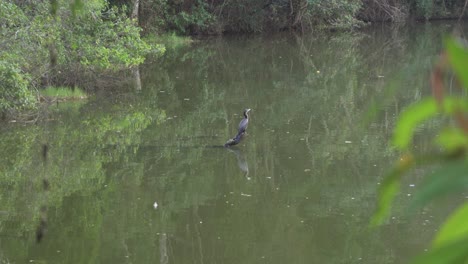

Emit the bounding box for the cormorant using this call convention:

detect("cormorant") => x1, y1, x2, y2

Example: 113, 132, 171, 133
224, 108, 251, 147
238, 108, 251, 134
224, 131, 246, 147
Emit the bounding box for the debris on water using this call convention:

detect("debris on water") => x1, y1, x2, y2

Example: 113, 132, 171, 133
409, 184, 415, 187
218, 236, 221, 240
351, 197, 355, 200
153, 201, 158, 209
159, 90, 165, 93
286, 131, 290, 134
300, 138, 305, 141
288, 157, 292, 159
305, 197, 309, 200
183, 98, 190, 101
304, 169, 311, 172
199, 221, 203, 224
241, 193, 252, 197
378, 75, 385, 78
345, 141, 352, 144
266, 176, 272, 179
300, 220, 304, 223
316, 70, 320, 73
373, 164, 377, 167
407, 194, 411, 197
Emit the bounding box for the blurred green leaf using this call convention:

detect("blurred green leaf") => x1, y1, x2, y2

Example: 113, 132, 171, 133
371, 157, 414, 226
436, 127, 468, 152
434, 202, 468, 248
446, 38, 468, 91
393, 98, 438, 150
411, 236, 468, 264
410, 161, 468, 210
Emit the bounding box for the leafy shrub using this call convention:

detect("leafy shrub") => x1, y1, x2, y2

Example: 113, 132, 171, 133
307, 0, 364, 29
0, 62, 36, 114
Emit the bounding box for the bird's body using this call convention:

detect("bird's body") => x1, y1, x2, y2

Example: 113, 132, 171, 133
237, 109, 251, 134
224, 132, 245, 147
225, 109, 251, 148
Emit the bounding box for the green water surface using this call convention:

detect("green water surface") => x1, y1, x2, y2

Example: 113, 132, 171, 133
0, 22, 464, 263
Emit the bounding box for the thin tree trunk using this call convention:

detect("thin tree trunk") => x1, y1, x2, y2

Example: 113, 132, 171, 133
131, 0, 140, 23
133, 67, 142, 91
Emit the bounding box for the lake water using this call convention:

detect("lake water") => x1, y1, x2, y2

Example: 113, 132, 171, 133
0, 21, 464, 263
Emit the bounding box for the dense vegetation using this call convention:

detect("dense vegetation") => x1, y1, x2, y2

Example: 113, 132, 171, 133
135, 0, 467, 34
0, 0, 466, 117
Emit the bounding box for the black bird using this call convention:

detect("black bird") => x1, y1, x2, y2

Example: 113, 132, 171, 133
238, 108, 251, 134
224, 108, 251, 147
224, 131, 246, 147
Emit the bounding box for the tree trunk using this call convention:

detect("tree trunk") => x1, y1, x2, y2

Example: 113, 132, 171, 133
131, 0, 140, 23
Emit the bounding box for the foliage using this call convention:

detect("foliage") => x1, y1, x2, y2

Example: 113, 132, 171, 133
372, 38, 468, 263
0, 0, 156, 115
40, 86, 87, 99
140, 0, 216, 34
143, 32, 193, 50
0, 61, 36, 115
307, 0, 364, 29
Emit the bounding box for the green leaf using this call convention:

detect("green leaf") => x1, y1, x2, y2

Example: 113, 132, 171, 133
371, 157, 414, 226
446, 38, 468, 91
436, 127, 468, 152
411, 236, 468, 264
410, 161, 468, 210
393, 98, 438, 150
434, 202, 468, 248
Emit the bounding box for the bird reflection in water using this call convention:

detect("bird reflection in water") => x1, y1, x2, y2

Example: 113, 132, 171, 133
226, 147, 250, 180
